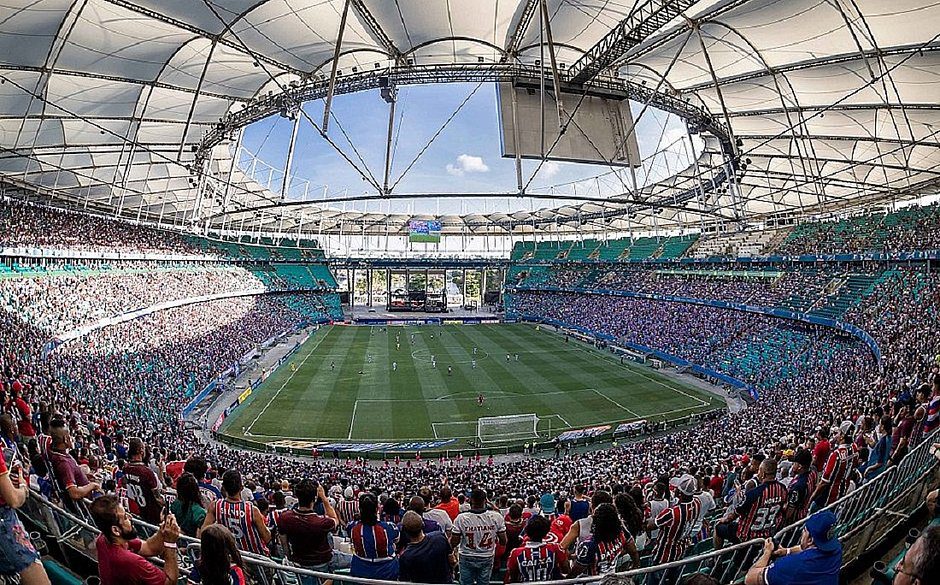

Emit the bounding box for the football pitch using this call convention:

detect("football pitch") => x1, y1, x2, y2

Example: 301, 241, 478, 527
222, 323, 724, 444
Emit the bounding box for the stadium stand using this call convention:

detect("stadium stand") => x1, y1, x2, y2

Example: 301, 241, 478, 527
0, 203, 933, 584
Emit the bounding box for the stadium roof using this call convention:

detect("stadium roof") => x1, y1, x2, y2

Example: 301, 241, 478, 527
1, 0, 938, 236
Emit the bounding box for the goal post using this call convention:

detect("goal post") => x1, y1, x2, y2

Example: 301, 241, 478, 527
477, 413, 539, 443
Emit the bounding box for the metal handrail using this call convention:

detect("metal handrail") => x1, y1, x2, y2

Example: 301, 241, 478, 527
18, 433, 939, 585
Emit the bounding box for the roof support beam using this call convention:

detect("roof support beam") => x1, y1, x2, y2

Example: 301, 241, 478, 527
349, 0, 404, 64
504, 0, 541, 61
568, 0, 697, 85
322, 0, 352, 133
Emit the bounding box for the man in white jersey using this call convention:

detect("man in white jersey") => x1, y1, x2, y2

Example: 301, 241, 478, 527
451, 489, 506, 585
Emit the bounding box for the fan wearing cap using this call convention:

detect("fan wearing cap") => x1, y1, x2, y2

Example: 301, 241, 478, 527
783, 449, 817, 524
810, 422, 858, 512
744, 510, 842, 585
646, 475, 701, 585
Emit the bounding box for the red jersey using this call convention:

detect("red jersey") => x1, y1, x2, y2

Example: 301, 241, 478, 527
548, 514, 572, 543
815, 443, 856, 507
119, 461, 162, 525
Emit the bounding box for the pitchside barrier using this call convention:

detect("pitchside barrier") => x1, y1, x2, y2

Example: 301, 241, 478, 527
17, 432, 939, 585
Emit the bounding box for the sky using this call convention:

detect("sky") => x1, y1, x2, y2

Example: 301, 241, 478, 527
239, 83, 700, 216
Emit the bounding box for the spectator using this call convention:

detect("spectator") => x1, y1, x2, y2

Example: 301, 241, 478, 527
46, 421, 100, 509
505, 514, 568, 583
893, 524, 940, 585
451, 488, 506, 585
398, 511, 454, 583
187, 524, 248, 585
717, 460, 788, 548
744, 510, 842, 585
435, 486, 459, 521
90, 495, 180, 585
570, 503, 636, 576
783, 450, 816, 524
275, 479, 339, 584
170, 473, 206, 538
647, 476, 699, 585
0, 447, 50, 584
185, 457, 222, 505
201, 470, 270, 556
120, 437, 164, 525
348, 492, 399, 579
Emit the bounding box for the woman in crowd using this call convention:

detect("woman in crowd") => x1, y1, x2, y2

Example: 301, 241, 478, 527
187, 524, 248, 585
171, 473, 207, 538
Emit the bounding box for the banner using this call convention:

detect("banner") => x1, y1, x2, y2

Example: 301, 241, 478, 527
556, 425, 610, 441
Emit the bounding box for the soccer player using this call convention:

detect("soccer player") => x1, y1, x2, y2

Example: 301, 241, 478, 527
290, 362, 297, 373
392, 362, 397, 371
506, 354, 511, 362
447, 366, 453, 376
330, 361, 335, 371
471, 360, 477, 369
478, 394, 485, 408
473, 347, 477, 355
514, 354, 519, 361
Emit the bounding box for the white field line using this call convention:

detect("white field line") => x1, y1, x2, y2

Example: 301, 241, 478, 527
347, 399, 360, 440
244, 327, 334, 436
569, 342, 711, 407
240, 403, 721, 443
591, 388, 640, 417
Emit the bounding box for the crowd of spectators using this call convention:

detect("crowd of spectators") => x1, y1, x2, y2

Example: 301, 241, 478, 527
0, 200, 200, 255
0, 264, 266, 334
0, 203, 936, 582
775, 203, 940, 256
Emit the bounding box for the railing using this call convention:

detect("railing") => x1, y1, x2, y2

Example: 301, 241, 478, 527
17, 432, 938, 585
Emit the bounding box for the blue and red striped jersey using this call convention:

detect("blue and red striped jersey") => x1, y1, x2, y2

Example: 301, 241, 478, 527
506, 541, 567, 583
214, 499, 269, 556
735, 481, 788, 540
348, 520, 398, 560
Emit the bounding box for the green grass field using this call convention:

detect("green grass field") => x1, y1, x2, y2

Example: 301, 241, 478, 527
222, 323, 723, 444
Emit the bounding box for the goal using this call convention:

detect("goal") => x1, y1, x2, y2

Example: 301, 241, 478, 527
477, 413, 539, 444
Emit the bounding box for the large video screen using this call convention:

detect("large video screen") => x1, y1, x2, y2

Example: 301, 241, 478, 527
409, 220, 442, 243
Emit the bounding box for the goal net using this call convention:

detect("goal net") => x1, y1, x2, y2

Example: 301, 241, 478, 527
477, 413, 539, 444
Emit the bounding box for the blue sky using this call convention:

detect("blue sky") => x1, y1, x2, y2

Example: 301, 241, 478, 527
239, 83, 697, 215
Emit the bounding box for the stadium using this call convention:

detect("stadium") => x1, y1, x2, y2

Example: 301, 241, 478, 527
0, 1, 938, 584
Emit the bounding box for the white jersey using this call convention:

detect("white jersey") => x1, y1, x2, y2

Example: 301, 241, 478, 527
423, 508, 454, 533
452, 509, 506, 557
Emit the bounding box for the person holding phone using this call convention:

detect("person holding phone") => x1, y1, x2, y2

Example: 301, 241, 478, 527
0, 446, 50, 584
90, 495, 181, 585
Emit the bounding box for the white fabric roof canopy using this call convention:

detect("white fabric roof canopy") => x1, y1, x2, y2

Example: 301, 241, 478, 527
0, 0, 937, 235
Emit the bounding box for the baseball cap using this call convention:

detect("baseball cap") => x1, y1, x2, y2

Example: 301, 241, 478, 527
675, 474, 697, 496
805, 510, 840, 552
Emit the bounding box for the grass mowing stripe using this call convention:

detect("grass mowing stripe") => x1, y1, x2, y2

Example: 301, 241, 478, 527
223, 324, 722, 444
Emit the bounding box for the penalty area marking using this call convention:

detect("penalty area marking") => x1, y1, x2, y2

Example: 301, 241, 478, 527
590, 388, 640, 418
244, 327, 334, 437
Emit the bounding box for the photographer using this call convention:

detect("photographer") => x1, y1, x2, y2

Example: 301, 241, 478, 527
275, 479, 339, 585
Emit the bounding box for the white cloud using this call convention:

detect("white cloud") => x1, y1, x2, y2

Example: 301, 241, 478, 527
446, 154, 490, 177
541, 160, 561, 179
